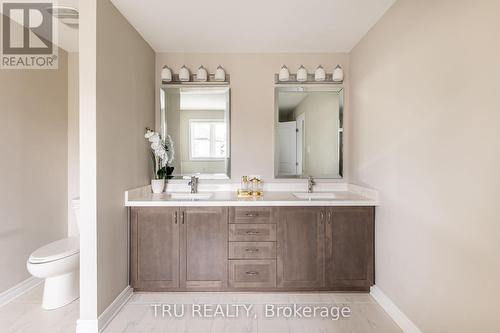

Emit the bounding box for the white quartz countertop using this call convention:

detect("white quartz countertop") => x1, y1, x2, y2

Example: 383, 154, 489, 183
125, 182, 378, 207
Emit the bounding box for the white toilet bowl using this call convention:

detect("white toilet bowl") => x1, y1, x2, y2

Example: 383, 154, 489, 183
26, 198, 80, 310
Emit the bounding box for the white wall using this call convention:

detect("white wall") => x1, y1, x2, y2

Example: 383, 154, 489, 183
156, 53, 349, 180
79, 0, 155, 326
0, 47, 68, 293
349, 0, 500, 332
68, 52, 80, 236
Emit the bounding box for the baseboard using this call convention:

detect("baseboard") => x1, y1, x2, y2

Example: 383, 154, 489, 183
76, 285, 132, 333
370, 286, 422, 333
98, 285, 132, 332
0, 277, 41, 307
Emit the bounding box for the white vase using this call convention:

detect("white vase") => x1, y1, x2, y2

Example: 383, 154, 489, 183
161, 65, 172, 82
333, 65, 344, 82
151, 179, 165, 193
314, 65, 326, 81
297, 65, 308, 82
278, 65, 290, 81
196, 65, 208, 81
215, 65, 226, 81
179, 65, 190, 81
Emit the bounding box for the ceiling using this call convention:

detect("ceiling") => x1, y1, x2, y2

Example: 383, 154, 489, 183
110, 0, 395, 53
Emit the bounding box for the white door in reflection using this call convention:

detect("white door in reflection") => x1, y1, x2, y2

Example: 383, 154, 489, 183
277, 121, 297, 175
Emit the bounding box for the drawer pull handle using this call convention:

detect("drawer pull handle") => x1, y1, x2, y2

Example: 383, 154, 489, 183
245, 271, 259, 276
245, 248, 259, 252
245, 230, 260, 235
245, 213, 259, 217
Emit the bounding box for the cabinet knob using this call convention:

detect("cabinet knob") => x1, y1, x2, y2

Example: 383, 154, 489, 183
245, 212, 259, 217
174, 211, 177, 224
245, 271, 259, 276
245, 230, 260, 235
245, 248, 259, 252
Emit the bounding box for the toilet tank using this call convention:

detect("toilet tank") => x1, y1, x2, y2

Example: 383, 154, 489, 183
71, 198, 80, 233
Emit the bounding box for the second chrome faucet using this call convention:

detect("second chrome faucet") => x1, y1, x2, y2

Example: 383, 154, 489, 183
188, 176, 199, 193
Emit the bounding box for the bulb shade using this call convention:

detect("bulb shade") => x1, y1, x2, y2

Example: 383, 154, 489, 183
314, 65, 326, 81
215, 65, 226, 81
196, 65, 208, 81
279, 65, 290, 81
161, 65, 172, 82
179, 65, 190, 81
333, 65, 344, 82
297, 65, 308, 82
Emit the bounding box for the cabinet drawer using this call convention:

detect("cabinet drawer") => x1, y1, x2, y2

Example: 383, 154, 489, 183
230, 207, 276, 224
229, 242, 276, 259
229, 224, 276, 241
229, 260, 276, 288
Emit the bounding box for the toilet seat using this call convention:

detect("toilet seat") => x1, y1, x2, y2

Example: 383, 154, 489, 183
29, 237, 80, 264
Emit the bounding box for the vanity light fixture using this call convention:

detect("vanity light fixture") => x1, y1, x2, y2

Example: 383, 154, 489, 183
196, 65, 208, 82
333, 65, 344, 82
279, 65, 290, 81
297, 65, 308, 82
215, 65, 226, 81
179, 65, 190, 81
161, 65, 172, 82
314, 65, 326, 81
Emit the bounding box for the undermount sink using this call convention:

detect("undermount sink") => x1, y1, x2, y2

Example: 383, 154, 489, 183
293, 192, 337, 200
170, 192, 213, 200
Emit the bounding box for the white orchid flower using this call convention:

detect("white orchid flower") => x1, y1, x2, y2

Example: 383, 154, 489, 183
149, 133, 160, 143
151, 142, 160, 150
144, 130, 154, 139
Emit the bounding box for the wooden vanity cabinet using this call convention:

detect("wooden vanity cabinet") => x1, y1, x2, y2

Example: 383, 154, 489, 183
181, 207, 228, 290
130, 207, 180, 290
130, 207, 228, 291
325, 207, 374, 290
276, 207, 325, 289
130, 205, 374, 292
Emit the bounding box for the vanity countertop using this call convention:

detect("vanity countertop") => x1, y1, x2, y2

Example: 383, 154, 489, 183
125, 183, 378, 207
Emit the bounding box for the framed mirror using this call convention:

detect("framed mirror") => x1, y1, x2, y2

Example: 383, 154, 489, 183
160, 86, 231, 179
274, 85, 344, 179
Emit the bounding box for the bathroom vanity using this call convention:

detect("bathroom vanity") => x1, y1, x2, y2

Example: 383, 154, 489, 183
126, 186, 376, 293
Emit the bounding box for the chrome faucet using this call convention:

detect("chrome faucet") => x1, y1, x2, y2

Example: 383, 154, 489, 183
188, 176, 199, 193
307, 176, 316, 193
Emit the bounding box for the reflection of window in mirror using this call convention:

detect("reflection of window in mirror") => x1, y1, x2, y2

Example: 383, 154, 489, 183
160, 86, 230, 179
189, 120, 226, 160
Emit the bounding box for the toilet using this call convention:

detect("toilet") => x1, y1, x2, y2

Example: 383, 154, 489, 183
26, 198, 80, 310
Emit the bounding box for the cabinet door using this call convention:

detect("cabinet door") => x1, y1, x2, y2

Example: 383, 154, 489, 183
130, 207, 179, 290
277, 207, 325, 288
180, 207, 228, 290
325, 207, 374, 290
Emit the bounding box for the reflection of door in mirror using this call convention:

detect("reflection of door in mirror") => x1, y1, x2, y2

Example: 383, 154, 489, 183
278, 121, 297, 175
275, 86, 343, 179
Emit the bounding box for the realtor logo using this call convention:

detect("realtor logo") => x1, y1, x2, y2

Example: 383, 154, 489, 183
1, 2, 58, 69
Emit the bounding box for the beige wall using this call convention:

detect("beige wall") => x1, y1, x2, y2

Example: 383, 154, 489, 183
156, 53, 349, 180
95, 0, 155, 315
349, 0, 500, 332
0, 49, 68, 292
67, 52, 79, 236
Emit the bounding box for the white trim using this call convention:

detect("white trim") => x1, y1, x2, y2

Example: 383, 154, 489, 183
76, 285, 132, 333
370, 286, 422, 333
75, 319, 98, 333
97, 285, 133, 332
0, 277, 41, 307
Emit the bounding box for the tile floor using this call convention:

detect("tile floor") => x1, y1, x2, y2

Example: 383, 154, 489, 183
0, 284, 79, 333
0, 285, 403, 333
